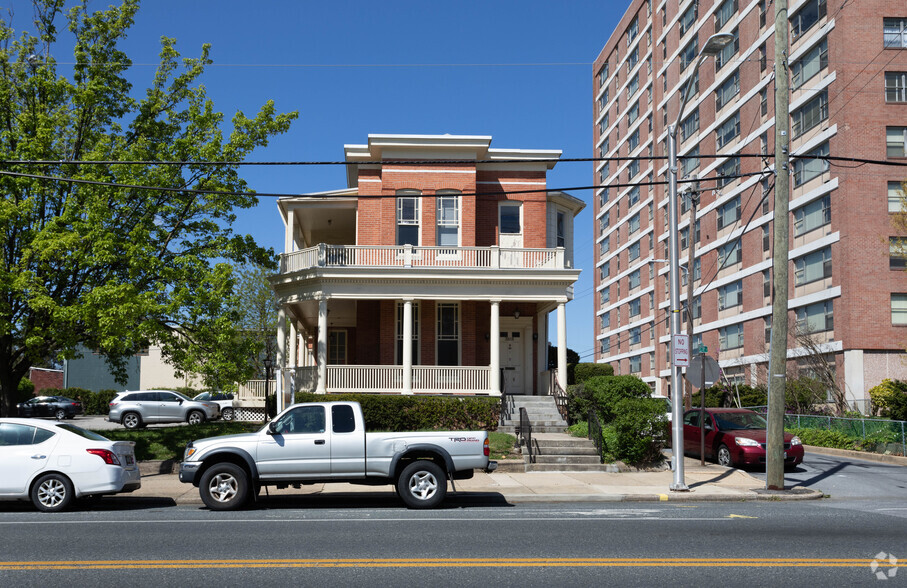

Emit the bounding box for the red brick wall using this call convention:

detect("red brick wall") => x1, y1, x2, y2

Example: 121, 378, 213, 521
30, 368, 63, 393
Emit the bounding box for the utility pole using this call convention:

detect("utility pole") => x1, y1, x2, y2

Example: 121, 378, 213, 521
684, 177, 700, 412
767, 0, 791, 490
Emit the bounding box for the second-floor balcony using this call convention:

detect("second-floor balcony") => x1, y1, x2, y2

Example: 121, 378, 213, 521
279, 244, 569, 274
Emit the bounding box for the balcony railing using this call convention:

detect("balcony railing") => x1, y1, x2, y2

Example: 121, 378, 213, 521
283, 365, 494, 395
280, 244, 566, 273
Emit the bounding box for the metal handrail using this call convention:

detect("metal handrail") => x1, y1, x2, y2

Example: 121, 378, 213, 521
548, 371, 569, 423
518, 407, 534, 464
588, 406, 606, 464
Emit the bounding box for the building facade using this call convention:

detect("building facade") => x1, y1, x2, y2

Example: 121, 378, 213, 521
63, 345, 202, 392
270, 134, 584, 409
593, 0, 907, 407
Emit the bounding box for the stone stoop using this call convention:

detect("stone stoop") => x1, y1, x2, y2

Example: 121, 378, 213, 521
522, 433, 614, 473
498, 395, 567, 434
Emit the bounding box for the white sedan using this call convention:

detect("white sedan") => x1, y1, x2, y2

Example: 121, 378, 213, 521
0, 418, 141, 512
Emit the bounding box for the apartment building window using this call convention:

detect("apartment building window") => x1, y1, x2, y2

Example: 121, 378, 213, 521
601, 337, 611, 355
647, 114, 653, 134
500, 202, 521, 235
791, 0, 827, 41
715, 29, 739, 72
691, 296, 702, 320
762, 225, 771, 252
601, 312, 610, 330
681, 227, 690, 251
717, 195, 741, 230
599, 114, 609, 135
628, 159, 640, 180
791, 90, 828, 138
890, 238, 907, 269
650, 292, 655, 309
629, 241, 640, 262
890, 181, 905, 212
715, 70, 740, 110
759, 43, 767, 71
600, 236, 610, 256
718, 280, 743, 310
600, 137, 610, 157
888, 127, 907, 157
681, 146, 700, 178
630, 355, 641, 374
718, 241, 742, 268
716, 112, 741, 149
556, 210, 566, 248
627, 46, 639, 72
437, 302, 459, 365
796, 300, 834, 334
436, 192, 460, 248
396, 192, 421, 246
717, 157, 740, 188
719, 323, 744, 350
629, 298, 641, 318
627, 213, 640, 235
627, 15, 639, 46
598, 95, 606, 112
601, 287, 610, 305
599, 189, 609, 208
628, 102, 640, 125
763, 269, 771, 297
886, 72, 907, 102
792, 38, 828, 90
627, 72, 640, 99
715, 0, 737, 31
759, 0, 768, 28
893, 294, 907, 325
681, 109, 699, 142
628, 129, 640, 151
765, 316, 772, 343
600, 261, 610, 280
598, 63, 608, 87
648, 201, 654, 220
629, 269, 641, 289
681, 35, 699, 71
793, 142, 830, 186
760, 132, 769, 156
884, 18, 907, 48
396, 301, 420, 364
762, 179, 771, 214
679, 2, 698, 36
694, 219, 701, 243
628, 186, 640, 207
760, 87, 769, 115
629, 326, 641, 345
794, 194, 831, 236
795, 246, 832, 284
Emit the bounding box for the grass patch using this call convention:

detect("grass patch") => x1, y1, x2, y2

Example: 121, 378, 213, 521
488, 432, 518, 460
91, 422, 262, 461
567, 421, 589, 438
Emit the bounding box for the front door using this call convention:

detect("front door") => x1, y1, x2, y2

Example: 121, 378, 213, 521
257, 404, 331, 480
501, 330, 524, 394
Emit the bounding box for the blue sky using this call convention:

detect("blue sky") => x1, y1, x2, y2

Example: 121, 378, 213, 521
15, 0, 629, 360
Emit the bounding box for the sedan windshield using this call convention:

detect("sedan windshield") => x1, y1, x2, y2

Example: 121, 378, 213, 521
713, 412, 767, 430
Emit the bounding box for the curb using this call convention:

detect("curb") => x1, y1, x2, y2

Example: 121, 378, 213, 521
476, 488, 824, 503
804, 445, 907, 466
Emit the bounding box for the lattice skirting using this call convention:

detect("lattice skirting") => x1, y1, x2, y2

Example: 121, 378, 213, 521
234, 406, 267, 422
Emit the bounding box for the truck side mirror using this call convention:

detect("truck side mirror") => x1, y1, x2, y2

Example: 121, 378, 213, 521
267, 422, 278, 435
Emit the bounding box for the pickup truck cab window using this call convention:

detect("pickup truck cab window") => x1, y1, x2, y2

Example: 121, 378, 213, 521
274, 405, 325, 434
332, 405, 356, 433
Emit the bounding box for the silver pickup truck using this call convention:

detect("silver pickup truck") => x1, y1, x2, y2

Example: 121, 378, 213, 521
179, 401, 497, 509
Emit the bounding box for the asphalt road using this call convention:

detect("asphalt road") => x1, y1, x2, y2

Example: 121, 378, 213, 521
0, 499, 904, 586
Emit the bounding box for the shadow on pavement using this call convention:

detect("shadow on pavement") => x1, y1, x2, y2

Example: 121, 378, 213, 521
0, 496, 177, 513
194, 491, 514, 511
687, 467, 738, 489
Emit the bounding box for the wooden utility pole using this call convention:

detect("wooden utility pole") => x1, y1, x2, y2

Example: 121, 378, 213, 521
767, 0, 791, 490
684, 178, 700, 412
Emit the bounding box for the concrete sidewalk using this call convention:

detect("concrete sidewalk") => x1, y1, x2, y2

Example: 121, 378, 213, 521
133, 456, 823, 505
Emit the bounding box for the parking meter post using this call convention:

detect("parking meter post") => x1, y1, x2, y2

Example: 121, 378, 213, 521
700, 352, 706, 467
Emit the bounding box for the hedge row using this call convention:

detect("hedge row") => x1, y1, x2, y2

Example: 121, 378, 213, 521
35, 388, 118, 415
293, 392, 500, 431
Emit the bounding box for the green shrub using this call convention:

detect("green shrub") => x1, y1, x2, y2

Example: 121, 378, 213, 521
869, 379, 907, 421
293, 392, 500, 431
566, 383, 596, 424
567, 421, 588, 438
585, 375, 651, 423
573, 363, 614, 384
610, 397, 667, 465
737, 386, 768, 407
786, 427, 856, 450
17, 378, 35, 403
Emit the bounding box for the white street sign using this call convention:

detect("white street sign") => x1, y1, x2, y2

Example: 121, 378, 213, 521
672, 334, 690, 367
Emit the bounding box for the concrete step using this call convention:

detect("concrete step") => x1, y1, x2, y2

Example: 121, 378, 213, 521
524, 463, 617, 473
498, 425, 568, 434
532, 445, 598, 456
529, 455, 603, 465
500, 419, 567, 428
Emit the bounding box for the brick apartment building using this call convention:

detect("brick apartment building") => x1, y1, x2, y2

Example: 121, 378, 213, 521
269, 134, 584, 409
592, 0, 907, 408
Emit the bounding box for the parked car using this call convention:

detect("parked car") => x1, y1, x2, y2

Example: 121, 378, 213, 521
0, 418, 141, 512
682, 408, 804, 469
108, 390, 220, 429
193, 392, 235, 421
17, 396, 83, 420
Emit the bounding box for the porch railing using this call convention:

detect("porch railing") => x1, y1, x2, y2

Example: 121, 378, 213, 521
412, 366, 490, 394
236, 380, 275, 399
280, 244, 566, 273
327, 365, 403, 394
282, 365, 494, 395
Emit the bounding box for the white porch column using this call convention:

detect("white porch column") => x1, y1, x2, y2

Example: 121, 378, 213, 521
285, 209, 295, 253
490, 300, 501, 394
289, 320, 298, 369
402, 299, 413, 395
276, 307, 287, 412
316, 298, 328, 394
557, 302, 567, 390
537, 310, 547, 395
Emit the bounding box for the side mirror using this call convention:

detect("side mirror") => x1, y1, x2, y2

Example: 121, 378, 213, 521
704, 422, 713, 431
267, 422, 278, 435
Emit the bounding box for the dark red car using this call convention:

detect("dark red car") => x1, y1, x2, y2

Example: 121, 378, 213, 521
682, 408, 804, 469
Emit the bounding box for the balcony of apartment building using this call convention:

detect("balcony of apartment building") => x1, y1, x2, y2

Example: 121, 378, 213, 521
268, 193, 582, 403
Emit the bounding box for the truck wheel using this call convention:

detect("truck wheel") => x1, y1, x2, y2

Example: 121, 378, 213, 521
122, 412, 142, 430
199, 463, 249, 510
397, 461, 447, 509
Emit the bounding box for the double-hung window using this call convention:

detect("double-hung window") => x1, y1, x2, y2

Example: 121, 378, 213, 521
681, 108, 699, 142
719, 323, 744, 350
437, 303, 460, 365
628, 269, 641, 289
629, 326, 641, 345
628, 185, 640, 207
718, 241, 742, 268
796, 300, 834, 334
628, 159, 640, 180
715, 0, 737, 31
628, 128, 640, 151
681, 146, 700, 178
890, 238, 907, 270
679, 2, 698, 36
716, 157, 740, 188
717, 196, 741, 230
627, 46, 639, 72
629, 298, 641, 318
629, 213, 641, 234
890, 181, 905, 213
886, 72, 907, 102
795, 246, 832, 284
715, 29, 739, 72
681, 35, 698, 71
718, 281, 743, 310
888, 127, 907, 157
628, 241, 640, 262
791, 90, 828, 138
436, 191, 460, 249
627, 73, 640, 99
715, 112, 740, 149
396, 192, 421, 246
892, 294, 907, 325
628, 102, 640, 125
715, 70, 740, 110
792, 39, 828, 90
884, 18, 907, 48
792, 142, 830, 186
793, 194, 831, 236
791, 0, 827, 41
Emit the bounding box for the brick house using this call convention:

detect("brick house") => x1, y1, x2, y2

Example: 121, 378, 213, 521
269, 134, 584, 409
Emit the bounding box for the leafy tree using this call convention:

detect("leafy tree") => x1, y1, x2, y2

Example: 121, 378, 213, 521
0, 1, 297, 415
231, 263, 279, 379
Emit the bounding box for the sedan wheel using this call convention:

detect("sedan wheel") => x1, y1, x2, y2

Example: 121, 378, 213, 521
55, 409, 66, 421
717, 444, 733, 468
221, 408, 234, 422
31, 473, 74, 512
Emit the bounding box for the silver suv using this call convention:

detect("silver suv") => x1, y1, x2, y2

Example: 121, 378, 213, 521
108, 390, 220, 429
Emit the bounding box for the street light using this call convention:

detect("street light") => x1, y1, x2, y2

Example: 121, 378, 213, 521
666, 32, 735, 492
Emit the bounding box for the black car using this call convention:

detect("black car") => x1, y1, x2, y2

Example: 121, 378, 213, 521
17, 396, 84, 420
